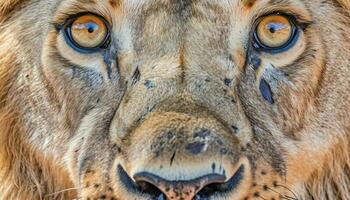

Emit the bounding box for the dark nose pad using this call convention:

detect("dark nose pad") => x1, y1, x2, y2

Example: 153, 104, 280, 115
134, 172, 227, 200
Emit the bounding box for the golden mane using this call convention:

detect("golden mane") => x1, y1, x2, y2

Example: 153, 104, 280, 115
0, 54, 73, 199
0, 8, 73, 198
0, 30, 45, 199
304, 139, 350, 199
0, 0, 27, 20
304, 1, 350, 199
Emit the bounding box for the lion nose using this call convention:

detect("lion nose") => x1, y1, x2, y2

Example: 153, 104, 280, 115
133, 172, 226, 200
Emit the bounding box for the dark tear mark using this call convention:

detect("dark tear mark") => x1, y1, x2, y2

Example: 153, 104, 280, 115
186, 141, 206, 155
131, 67, 141, 85
250, 55, 261, 70
259, 79, 274, 104
103, 46, 118, 79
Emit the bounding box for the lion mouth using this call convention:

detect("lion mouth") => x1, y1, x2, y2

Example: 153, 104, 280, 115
117, 165, 245, 199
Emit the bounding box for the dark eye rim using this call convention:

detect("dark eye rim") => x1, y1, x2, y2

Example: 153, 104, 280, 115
62, 12, 111, 54
253, 13, 300, 54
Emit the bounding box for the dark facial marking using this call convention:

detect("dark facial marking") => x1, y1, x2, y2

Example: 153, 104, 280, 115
103, 46, 118, 79
231, 125, 239, 134
263, 185, 268, 191
186, 141, 206, 155
273, 181, 278, 187
170, 151, 176, 166
194, 129, 211, 138
250, 55, 261, 70
259, 79, 274, 104
131, 67, 141, 85
144, 80, 156, 89
224, 78, 233, 86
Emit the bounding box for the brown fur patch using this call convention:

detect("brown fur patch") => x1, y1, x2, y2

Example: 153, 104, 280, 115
109, 0, 120, 9
242, 0, 257, 8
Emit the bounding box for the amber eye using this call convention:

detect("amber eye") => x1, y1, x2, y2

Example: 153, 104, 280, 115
254, 15, 297, 52
64, 14, 110, 52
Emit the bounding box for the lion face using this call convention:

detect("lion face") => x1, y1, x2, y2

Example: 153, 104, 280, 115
0, 0, 349, 200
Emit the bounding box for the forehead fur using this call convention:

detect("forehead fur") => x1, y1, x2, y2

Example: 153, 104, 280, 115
1, 0, 350, 13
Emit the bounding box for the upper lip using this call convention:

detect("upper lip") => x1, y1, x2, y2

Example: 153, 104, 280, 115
117, 164, 245, 199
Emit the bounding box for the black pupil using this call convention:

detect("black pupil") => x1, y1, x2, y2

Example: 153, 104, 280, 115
267, 22, 285, 34
86, 22, 98, 33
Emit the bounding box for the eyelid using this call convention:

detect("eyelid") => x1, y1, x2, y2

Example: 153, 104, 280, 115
253, 10, 313, 29
53, 10, 111, 31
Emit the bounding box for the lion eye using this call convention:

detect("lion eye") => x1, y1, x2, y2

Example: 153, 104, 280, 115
64, 14, 110, 52
254, 15, 297, 52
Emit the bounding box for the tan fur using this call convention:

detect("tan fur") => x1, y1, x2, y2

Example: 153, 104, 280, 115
338, 0, 350, 10
0, 0, 349, 199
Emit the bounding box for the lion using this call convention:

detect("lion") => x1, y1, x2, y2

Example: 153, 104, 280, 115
0, 0, 349, 199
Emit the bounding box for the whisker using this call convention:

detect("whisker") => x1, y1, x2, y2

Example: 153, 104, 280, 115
276, 184, 299, 200
305, 186, 316, 200
280, 196, 297, 200
257, 184, 298, 200
257, 194, 268, 200
264, 185, 284, 197
282, 195, 298, 200
45, 187, 84, 197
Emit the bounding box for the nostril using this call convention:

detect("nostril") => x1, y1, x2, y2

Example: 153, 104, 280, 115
118, 165, 166, 198
197, 165, 245, 198
197, 183, 223, 198
134, 172, 228, 200
136, 181, 163, 197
